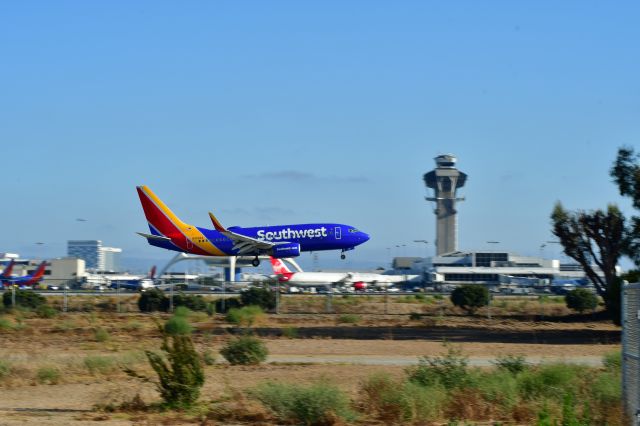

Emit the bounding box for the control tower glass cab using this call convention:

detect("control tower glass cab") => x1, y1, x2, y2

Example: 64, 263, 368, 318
424, 154, 467, 255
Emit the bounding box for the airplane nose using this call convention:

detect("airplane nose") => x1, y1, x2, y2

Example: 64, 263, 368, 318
361, 232, 370, 243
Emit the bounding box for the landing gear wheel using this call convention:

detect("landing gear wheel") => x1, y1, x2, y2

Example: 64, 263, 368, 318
252, 257, 260, 267
340, 253, 346, 260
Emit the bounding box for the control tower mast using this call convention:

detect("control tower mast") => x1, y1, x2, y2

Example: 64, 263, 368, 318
423, 154, 467, 255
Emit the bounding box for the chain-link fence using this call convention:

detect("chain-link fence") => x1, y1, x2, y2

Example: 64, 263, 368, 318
623, 282, 640, 424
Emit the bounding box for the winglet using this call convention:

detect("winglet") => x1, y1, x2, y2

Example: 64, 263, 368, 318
208, 212, 227, 232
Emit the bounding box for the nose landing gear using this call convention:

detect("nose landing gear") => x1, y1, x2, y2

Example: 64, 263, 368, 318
252, 256, 260, 267
340, 250, 346, 260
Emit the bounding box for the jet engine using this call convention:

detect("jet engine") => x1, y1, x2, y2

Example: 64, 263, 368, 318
271, 242, 301, 258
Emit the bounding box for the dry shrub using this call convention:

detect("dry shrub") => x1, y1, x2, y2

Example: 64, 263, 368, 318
207, 389, 272, 424
444, 388, 494, 421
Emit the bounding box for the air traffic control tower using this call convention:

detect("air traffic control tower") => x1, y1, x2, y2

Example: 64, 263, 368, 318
424, 154, 467, 255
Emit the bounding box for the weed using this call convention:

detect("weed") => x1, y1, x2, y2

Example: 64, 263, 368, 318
409, 312, 423, 320
122, 321, 142, 331
493, 354, 528, 375
602, 350, 621, 372
0, 360, 12, 380
54, 319, 77, 331
36, 366, 61, 384
36, 305, 57, 318
281, 326, 298, 339
226, 305, 264, 328
359, 372, 445, 423
0, 317, 14, 331
250, 380, 356, 425
202, 349, 217, 366
407, 343, 470, 389
220, 335, 268, 365
84, 355, 117, 375
517, 363, 582, 400
337, 314, 361, 324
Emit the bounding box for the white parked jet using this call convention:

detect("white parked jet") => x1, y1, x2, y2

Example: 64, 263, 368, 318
269, 257, 421, 288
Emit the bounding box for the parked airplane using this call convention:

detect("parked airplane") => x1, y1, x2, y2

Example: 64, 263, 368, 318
0, 261, 47, 287
0, 259, 16, 280
136, 185, 369, 266
269, 257, 421, 288
108, 266, 157, 291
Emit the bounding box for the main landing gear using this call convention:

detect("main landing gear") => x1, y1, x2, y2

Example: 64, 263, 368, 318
252, 256, 260, 267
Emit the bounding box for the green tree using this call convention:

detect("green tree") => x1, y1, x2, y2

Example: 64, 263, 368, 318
450, 285, 489, 314
133, 321, 204, 409
2, 289, 46, 309
551, 202, 625, 321
565, 288, 598, 314
137, 288, 167, 312
240, 286, 276, 311
611, 146, 640, 265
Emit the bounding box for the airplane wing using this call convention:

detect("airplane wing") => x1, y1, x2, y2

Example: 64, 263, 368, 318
136, 232, 173, 242
209, 212, 275, 255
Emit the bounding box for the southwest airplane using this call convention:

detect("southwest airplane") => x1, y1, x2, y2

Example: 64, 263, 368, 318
0, 261, 47, 287
270, 257, 420, 288
136, 186, 369, 266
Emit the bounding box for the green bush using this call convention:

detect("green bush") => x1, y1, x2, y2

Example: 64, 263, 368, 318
450, 285, 489, 314
173, 306, 192, 317
164, 315, 193, 336
0, 360, 12, 380
36, 366, 61, 384
565, 288, 598, 313
35, 304, 57, 318
220, 335, 268, 365
2, 290, 46, 309
137, 288, 167, 312
145, 332, 205, 409
250, 380, 356, 425
406, 344, 470, 390
164, 293, 208, 312
214, 297, 242, 313
492, 354, 528, 375
226, 305, 264, 327
94, 327, 110, 342
517, 363, 582, 400
240, 287, 276, 311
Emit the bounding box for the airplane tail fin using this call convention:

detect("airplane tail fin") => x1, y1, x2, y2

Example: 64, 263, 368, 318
1, 259, 15, 278
270, 257, 292, 275
136, 186, 188, 237
26, 261, 47, 285
148, 266, 156, 279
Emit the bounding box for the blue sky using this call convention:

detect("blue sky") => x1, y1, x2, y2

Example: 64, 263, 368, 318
1, 1, 639, 273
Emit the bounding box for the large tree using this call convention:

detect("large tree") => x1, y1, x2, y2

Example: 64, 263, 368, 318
550, 203, 625, 315
611, 146, 640, 266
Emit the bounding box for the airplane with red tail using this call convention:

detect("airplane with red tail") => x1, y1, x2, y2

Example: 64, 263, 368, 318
0, 261, 47, 287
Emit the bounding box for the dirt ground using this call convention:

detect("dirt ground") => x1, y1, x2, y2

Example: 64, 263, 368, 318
0, 305, 622, 425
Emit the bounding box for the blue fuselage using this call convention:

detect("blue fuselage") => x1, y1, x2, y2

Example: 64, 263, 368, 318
149, 223, 369, 256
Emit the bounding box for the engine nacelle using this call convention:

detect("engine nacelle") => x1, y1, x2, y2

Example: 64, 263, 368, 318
271, 242, 301, 258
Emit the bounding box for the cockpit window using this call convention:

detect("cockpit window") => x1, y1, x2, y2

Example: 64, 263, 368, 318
348, 228, 360, 233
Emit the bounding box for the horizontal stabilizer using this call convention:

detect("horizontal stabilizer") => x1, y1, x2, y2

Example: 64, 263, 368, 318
136, 232, 172, 242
